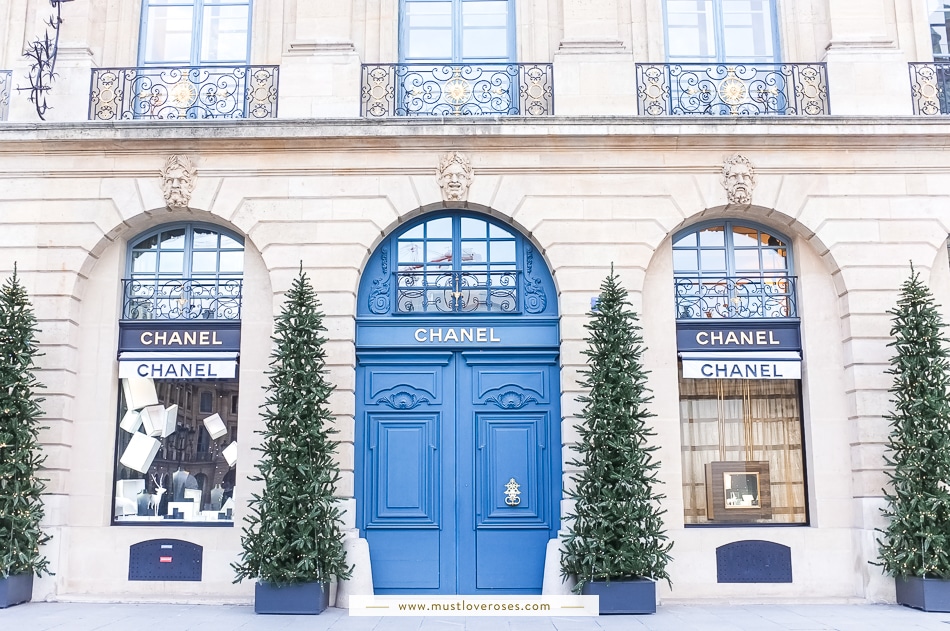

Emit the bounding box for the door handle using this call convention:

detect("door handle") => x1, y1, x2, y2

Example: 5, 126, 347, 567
504, 477, 521, 506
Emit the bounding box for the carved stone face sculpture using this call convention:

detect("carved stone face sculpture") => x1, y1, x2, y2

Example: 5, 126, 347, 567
437, 152, 473, 202
161, 155, 196, 209
722, 154, 756, 206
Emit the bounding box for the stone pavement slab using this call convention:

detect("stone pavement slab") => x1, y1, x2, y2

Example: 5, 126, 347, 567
3, 602, 950, 630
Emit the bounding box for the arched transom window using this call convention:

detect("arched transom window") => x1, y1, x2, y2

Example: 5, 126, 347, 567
124, 223, 244, 320
672, 221, 796, 319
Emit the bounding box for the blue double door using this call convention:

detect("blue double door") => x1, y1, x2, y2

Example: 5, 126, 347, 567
356, 350, 561, 594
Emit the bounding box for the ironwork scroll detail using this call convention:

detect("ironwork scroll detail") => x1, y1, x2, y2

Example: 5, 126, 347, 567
0, 70, 10, 121
523, 245, 547, 314
504, 478, 521, 506
368, 246, 392, 315
20, 0, 74, 120
910, 63, 949, 115
90, 65, 279, 121
674, 275, 797, 320
361, 63, 553, 117
636, 64, 829, 116
122, 278, 243, 320
396, 270, 519, 314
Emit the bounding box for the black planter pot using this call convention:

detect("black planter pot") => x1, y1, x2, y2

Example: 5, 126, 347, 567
254, 581, 329, 615
895, 576, 950, 612
0, 573, 34, 609
581, 577, 656, 614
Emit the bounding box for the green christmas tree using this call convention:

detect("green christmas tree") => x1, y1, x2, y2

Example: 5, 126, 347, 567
0, 266, 51, 579
877, 266, 950, 578
560, 267, 672, 593
233, 267, 351, 585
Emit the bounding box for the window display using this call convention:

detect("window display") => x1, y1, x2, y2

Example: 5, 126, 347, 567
113, 377, 238, 524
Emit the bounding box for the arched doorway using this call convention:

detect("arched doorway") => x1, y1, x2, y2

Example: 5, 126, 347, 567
355, 211, 561, 594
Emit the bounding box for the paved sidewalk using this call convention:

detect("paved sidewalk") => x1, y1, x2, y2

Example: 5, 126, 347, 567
3, 602, 950, 630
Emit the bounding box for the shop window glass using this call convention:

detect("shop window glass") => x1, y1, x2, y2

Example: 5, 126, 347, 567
673, 221, 806, 525
114, 378, 238, 524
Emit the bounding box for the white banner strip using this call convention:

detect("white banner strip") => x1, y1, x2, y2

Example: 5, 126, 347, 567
118, 358, 237, 379
348, 595, 599, 617
682, 358, 801, 380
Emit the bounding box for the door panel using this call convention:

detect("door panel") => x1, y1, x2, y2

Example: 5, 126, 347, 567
357, 351, 559, 594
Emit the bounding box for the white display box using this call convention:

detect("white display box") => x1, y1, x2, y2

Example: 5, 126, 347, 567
140, 405, 165, 437
119, 433, 160, 474
183, 488, 202, 508
160, 404, 179, 438
202, 413, 227, 440
115, 478, 145, 502
222, 441, 238, 467
121, 377, 158, 411
119, 409, 142, 434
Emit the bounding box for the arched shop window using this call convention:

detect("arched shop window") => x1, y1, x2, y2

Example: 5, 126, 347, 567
113, 223, 243, 525
673, 221, 806, 525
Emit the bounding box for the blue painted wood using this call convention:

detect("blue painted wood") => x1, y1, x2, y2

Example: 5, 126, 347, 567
716, 540, 792, 583
355, 212, 561, 595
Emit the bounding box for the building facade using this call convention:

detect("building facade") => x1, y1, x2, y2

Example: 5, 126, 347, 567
1, 0, 950, 605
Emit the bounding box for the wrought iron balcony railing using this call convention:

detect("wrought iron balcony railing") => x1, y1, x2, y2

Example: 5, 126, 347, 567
674, 275, 798, 320
0, 70, 11, 121
637, 63, 830, 116
395, 269, 520, 313
90, 65, 279, 120
361, 63, 554, 117
121, 277, 243, 320
909, 62, 950, 115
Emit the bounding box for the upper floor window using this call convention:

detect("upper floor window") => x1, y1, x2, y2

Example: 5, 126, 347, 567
140, 0, 252, 65
401, 0, 515, 64
124, 223, 244, 320
931, 1, 950, 60
673, 221, 796, 319
665, 0, 779, 63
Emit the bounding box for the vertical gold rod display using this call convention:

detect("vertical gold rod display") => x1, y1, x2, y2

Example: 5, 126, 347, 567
743, 380, 753, 461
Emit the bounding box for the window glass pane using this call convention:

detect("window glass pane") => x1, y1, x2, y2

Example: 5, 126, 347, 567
698, 227, 724, 246
399, 240, 425, 263
722, 0, 774, 61
672, 249, 698, 271
192, 251, 218, 274
488, 240, 515, 263
427, 241, 453, 265
461, 242, 486, 263
731, 225, 759, 248
489, 223, 514, 238
678, 373, 806, 525
200, 4, 250, 63
134, 234, 160, 250
192, 227, 218, 250
673, 232, 696, 248
461, 217, 487, 239
761, 248, 788, 270
161, 228, 187, 250
114, 378, 239, 525
158, 251, 185, 273
220, 234, 242, 249
132, 251, 157, 274
406, 1, 453, 60
144, 6, 194, 64
219, 250, 244, 273
666, 0, 715, 61
461, 1, 508, 59
931, 2, 950, 59
699, 249, 726, 270
426, 217, 452, 239
733, 248, 760, 271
